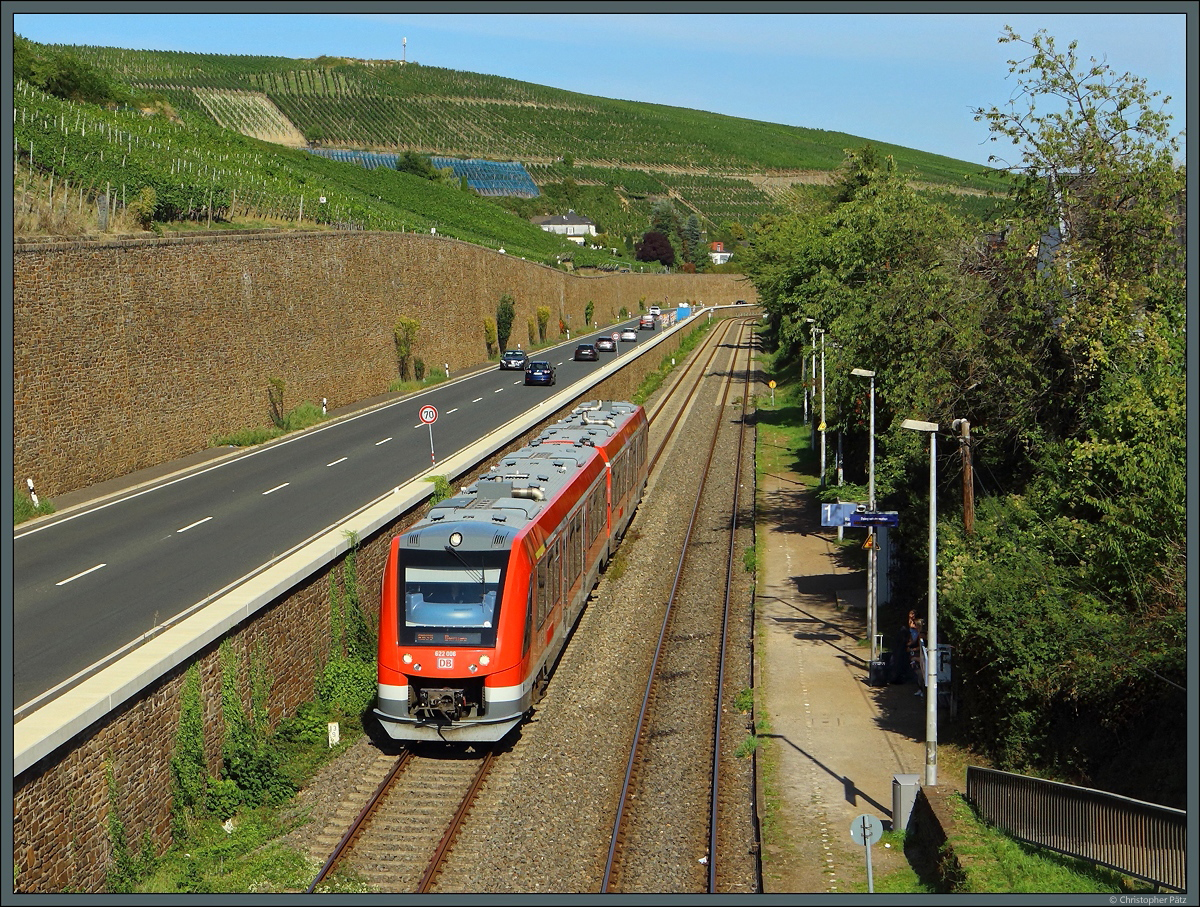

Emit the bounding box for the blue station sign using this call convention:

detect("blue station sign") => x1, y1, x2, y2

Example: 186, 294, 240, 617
848, 511, 900, 528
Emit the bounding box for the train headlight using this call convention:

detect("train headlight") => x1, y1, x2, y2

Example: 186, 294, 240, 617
479, 655, 490, 666
402, 653, 413, 665
449, 531, 463, 547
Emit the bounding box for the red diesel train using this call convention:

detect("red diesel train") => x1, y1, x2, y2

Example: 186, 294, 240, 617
375, 401, 649, 743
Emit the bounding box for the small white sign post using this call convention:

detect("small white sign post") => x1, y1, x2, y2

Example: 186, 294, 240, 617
849, 813, 884, 893
419, 404, 438, 465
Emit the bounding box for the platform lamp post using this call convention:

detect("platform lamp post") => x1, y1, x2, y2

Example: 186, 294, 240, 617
851, 367, 876, 664
817, 328, 826, 486
901, 418, 938, 786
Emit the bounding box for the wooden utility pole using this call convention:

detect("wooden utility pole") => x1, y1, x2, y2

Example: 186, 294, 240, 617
953, 419, 974, 535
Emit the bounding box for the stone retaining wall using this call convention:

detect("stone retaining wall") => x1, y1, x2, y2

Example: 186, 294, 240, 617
13, 230, 753, 498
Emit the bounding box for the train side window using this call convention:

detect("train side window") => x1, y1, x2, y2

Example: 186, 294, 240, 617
523, 576, 534, 655
569, 512, 582, 585
536, 556, 550, 628
551, 541, 562, 611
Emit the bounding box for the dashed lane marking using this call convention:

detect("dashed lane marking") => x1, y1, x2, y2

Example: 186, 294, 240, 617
56, 563, 106, 585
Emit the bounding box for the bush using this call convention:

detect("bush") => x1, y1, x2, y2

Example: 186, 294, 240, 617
316, 658, 376, 717
496, 293, 515, 350
127, 186, 157, 230
274, 701, 333, 747
205, 779, 242, 822
281, 401, 325, 432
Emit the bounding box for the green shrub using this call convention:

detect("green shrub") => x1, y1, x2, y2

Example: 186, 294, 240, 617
484, 316, 497, 357
316, 658, 376, 716
170, 664, 208, 837
204, 779, 241, 822
496, 293, 515, 350
273, 701, 333, 747
427, 474, 454, 504
281, 401, 325, 432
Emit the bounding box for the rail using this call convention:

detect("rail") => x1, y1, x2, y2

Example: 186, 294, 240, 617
603, 318, 753, 892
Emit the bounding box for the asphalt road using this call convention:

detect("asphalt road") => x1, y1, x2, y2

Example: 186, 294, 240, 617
13, 319, 658, 710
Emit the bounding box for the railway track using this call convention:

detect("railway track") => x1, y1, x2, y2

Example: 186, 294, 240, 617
603, 318, 759, 894
307, 746, 497, 893
305, 315, 762, 893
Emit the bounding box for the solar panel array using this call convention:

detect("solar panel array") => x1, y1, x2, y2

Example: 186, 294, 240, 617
430, 158, 540, 198
308, 149, 400, 170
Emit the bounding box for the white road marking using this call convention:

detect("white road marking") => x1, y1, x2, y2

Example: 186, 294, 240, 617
177, 516, 213, 533
327, 457, 348, 467
497, 387, 506, 392
376, 437, 392, 445
56, 563, 107, 586
262, 483, 290, 495
472, 397, 483, 403
446, 408, 458, 415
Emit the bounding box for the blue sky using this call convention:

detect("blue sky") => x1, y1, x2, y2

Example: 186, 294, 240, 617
10, 5, 1192, 167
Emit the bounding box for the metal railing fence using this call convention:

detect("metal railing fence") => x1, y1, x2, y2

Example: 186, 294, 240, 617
966, 766, 1186, 892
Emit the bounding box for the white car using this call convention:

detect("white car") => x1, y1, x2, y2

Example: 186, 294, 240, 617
620, 329, 638, 342
649, 305, 662, 317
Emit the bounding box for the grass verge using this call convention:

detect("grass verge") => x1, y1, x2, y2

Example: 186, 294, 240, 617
13, 485, 56, 525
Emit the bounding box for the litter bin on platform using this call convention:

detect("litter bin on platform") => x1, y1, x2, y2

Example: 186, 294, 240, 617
892, 773, 921, 832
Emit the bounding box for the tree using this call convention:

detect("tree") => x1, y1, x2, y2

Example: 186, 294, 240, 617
650, 199, 678, 236
536, 306, 551, 342
15, 35, 130, 107
393, 317, 420, 381
934, 28, 1187, 793
395, 151, 453, 183
495, 293, 516, 351
972, 27, 1185, 401
635, 231, 675, 268
483, 316, 498, 358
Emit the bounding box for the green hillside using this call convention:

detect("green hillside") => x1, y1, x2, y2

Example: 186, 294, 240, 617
13, 36, 1011, 258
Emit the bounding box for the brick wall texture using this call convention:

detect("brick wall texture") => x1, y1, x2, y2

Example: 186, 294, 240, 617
13, 230, 754, 498
12, 230, 742, 892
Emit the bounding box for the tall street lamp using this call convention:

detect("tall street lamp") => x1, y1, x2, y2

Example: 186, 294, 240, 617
851, 368, 877, 665
901, 418, 938, 786
805, 318, 817, 443
817, 328, 826, 486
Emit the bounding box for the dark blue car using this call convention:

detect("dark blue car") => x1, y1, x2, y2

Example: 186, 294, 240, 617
524, 361, 556, 386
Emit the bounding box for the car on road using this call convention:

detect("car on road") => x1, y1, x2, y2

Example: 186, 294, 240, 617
524, 361, 556, 385
595, 336, 617, 353
499, 349, 529, 370
735, 299, 747, 305
574, 343, 599, 361
620, 329, 638, 342
648, 305, 662, 317
639, 314, 656, 330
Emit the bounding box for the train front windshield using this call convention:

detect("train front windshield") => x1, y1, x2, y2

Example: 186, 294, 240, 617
399, 550, 508, 647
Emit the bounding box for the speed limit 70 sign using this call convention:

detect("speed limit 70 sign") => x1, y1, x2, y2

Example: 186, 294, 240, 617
419, 405, 438, 425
